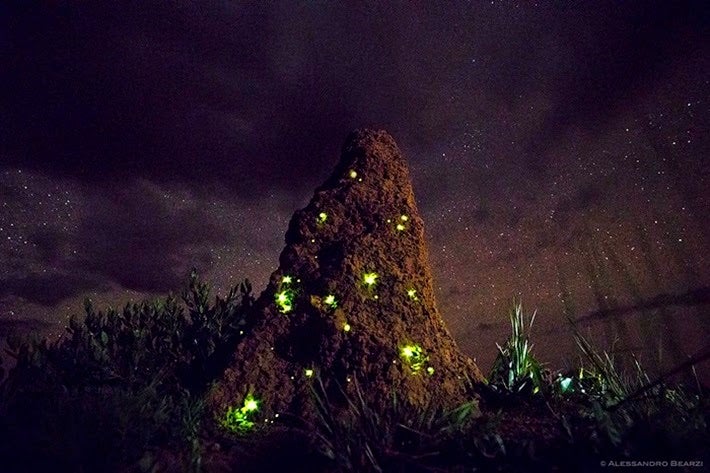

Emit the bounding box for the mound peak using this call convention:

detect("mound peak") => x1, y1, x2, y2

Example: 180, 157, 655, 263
211, 129, 483, 424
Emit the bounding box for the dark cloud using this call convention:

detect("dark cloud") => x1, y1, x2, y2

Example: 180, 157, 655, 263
74, 181, 233, 293
556, 183, 603, 214
525, 0, 708, 158
0, 175, 235, 304
0, 272, 105, 306
4, 1, 703, 196
0, 318, 53, 334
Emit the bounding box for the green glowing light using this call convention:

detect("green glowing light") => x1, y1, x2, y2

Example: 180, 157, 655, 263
396, 223, 406, 231
363, 272, 378, 286
275, 289, 295, 314
427, 366, 435, 375
343, 322, 351, 332
221, 394, 261, 434
349, 170, 358, 178
400, 215, 409, 222
407, 289, 418, 300
305, 369, 314, 378
318, 212, 328, 224
282, 275, 293, 284
243, 396, 259, 412
324, 294, 338, 309
400, 344, 428, 372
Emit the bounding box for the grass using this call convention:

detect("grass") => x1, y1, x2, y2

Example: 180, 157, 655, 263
0, 284, 707, 472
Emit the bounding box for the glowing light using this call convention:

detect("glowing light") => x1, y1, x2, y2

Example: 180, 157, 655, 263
282, 275, 293, 284
363, 272, 378, 286
400, 215, 409, 222
559, 377, 573, 393
318, 212, 328, 224
400, 344, 427, 372
349, 170, 358, 178
243, 397, 259, 412
275, 289, 295, 314
221, 394, 261, 434
305, 369, 314, 378
343, 323, 351, 332
427, 366, 435, 375
396, 224, 406, 231
407, 289, 418, 300
324, 294, 338, 309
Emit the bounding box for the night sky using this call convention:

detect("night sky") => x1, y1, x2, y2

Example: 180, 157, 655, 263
1, 1, 708, 374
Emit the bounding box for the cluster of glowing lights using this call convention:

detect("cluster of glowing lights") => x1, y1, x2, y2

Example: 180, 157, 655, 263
275, 290, 294, 313
275, 275, 297, 314
221, 394, 260, 434
317, 212, 328, 224
396, 215, 409, 231
406, 289, 418, 301
363, 272, 379, 287
304, 368, 314, 378
400, 344, 429, 372
324, 294, 338, 309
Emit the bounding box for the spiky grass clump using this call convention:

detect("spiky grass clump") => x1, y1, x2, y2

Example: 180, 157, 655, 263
489, 301, 544, 394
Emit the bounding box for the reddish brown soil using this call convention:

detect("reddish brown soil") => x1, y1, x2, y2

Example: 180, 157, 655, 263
209, 129, 483, 425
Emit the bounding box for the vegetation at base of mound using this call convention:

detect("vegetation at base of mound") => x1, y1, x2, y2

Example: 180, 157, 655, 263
0, 286, 707, 472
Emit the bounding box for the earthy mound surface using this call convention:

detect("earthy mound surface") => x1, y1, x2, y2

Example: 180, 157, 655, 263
210, 129, 483, 423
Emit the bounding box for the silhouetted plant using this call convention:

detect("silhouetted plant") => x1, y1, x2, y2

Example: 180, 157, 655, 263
489, 301, 545, 395
0, 272, 253, 472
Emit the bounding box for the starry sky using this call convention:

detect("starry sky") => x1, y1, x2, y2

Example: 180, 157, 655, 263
1, 1, 708, 375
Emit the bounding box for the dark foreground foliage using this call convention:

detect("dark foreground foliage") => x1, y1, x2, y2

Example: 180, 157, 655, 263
0, 272, 253, 472
1, 290, 707, 472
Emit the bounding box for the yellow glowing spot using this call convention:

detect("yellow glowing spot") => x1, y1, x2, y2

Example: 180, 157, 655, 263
324, 294, 338, 308
305, 369, 314, 378
427, 366, 435, 375
396, 223, 406, 231
400, 215, 409, 221
282, 275, 293, 284
275, 287, 296, 314
243, 397, 259, 412
363, 272, 378, 286
400, 343, 427, 372
318, 212, 328, 223
407, 289, 418, 300
343, 323, 351, 332
349, 170, 358, 178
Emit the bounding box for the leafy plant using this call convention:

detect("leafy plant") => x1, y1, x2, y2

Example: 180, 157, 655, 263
489, 301, 544, 394
0, 272, 253, 472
